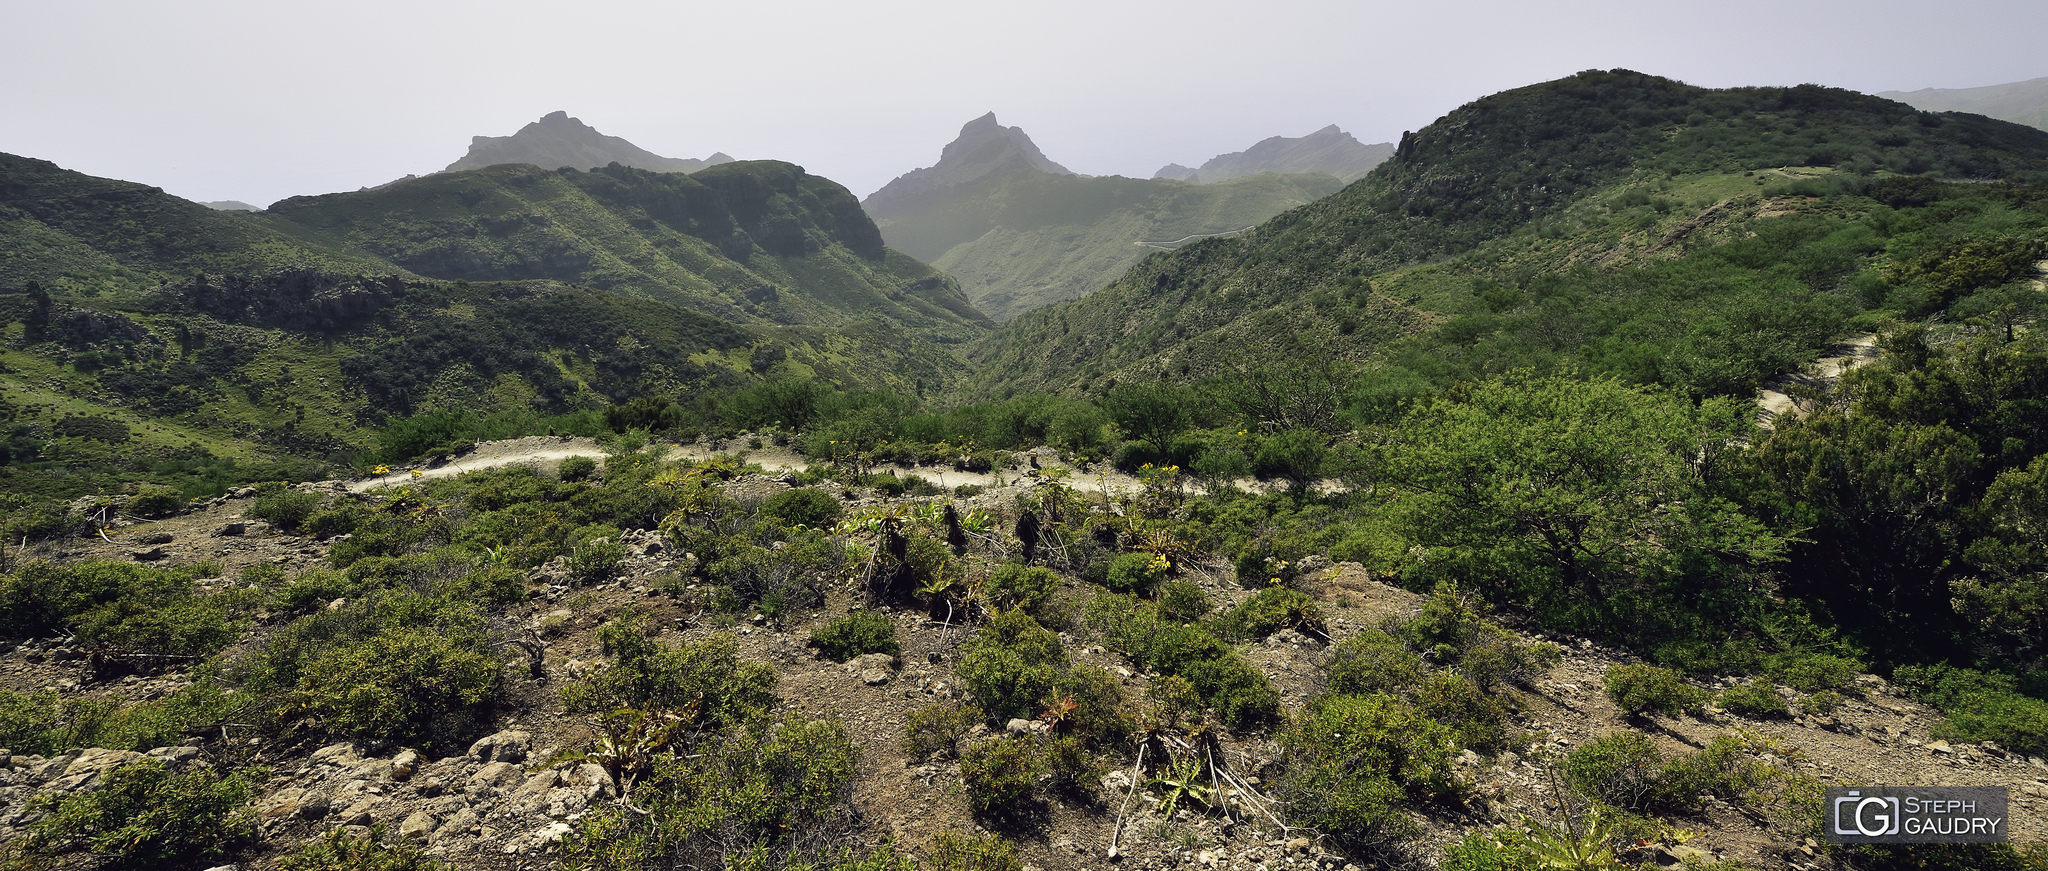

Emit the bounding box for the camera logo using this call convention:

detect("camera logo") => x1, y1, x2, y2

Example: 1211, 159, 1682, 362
1823, 787, 2008, 844
1834, 791, 1901, 837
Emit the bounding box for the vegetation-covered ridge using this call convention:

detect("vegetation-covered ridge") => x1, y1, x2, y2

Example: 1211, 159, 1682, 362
963, 68, 2048, 397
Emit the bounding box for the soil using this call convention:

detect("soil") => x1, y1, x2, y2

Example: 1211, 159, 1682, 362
3, 440, 2044, 870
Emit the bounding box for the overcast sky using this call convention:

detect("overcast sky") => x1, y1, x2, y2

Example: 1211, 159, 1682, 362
4, 0, 2045, 208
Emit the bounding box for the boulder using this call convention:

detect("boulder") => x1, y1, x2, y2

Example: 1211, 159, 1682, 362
398, 810, 438, 840
468, 729, 533, 765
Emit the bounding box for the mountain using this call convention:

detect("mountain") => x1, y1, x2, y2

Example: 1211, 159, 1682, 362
862, 114, 1343, 321
0, 151, 985, 500
1880, 76, 2048, 132
200, 200, 261, 212
964, 70, 2048, 398
1152, 125, 1394, 183
443, 110, 734, 174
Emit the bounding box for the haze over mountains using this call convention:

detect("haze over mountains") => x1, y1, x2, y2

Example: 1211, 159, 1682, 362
1152, 125, 1394, 184
860, 114, 1343, 321
1881, 75, 2048, 133
443, 110, 735, 175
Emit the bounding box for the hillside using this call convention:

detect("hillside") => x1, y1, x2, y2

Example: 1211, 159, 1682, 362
265, 160, 990, 343
444, 110, 734, 174
1153, 124, 1394, 183
964, 69, 2048, 397
863, 115, 1343, 321
1882, 75, 2048, 133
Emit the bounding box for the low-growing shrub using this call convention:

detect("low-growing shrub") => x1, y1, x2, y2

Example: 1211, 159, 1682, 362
902, 701, 983, 759
1324, 630, 1425, 697
569, 535, 627, 585
983, 563, 1061, 617
961, 736, 1044, 812
759, 487, 841, 528
1803, 690, 1844, 716
557, 455, 599, 482
251, 489, 326, 531
278, 824, 450, 871
11, 759, 253, 870
1278, 693, 1453, 856
1765, 651, 1862, 692
1719, 680, 1790, 719
125, 484, 185, 518
928, 832, 1023, 871
1213, 586, 1325, 641
289, 625, 500, 748
1416, 673, 1512, 753
1103, 551, 1169, 595
1603, 664, 1704, 719
1154, 580, 1211, 622
1085, 595, 1278, 726
1892, 663, 2048, 756
957, 610, 1066, 723
810, 610, 899, 662
1560, 731, 1664, 810
562, 614, 776, 729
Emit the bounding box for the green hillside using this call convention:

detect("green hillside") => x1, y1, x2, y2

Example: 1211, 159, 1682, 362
965, 70, 2048, 397
265, 160, 989, 344
1882, 76, 2048, 133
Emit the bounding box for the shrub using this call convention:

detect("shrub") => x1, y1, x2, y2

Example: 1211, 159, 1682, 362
557, 455, 599, 482
569, 534, 627, 585
1765, 651, 1862, 692
810, 611, 899, 662
983, 563, 1061, 616
1279, 693, 1453, 855
251, 489, 326, 531
1086, 595, 1278, 727
1931, 691, 2048, 757
1416, 673, 1512, 753
1103, 551, 1169, 595
290, 625, 500, 747
562, 615, 776, 729
902, 701, 983, 760
1803, 690, 1845, 716
759, 487, 841, 528
957, 610, 1066, 722
1213, 586, 1325, 641
961, 736, 1044, 812
561, 717, 860, 871
1155, 580, 1212, 622
927, 833, 1023, 871
11, 759, 253, 870
278, 825, 450, 871
1603, 664, 1704, 718
1653, 734, 1775, 813
1560, 731, 1664, 810
1719, 680, 1790, 719
1324, 630, 1424, 697
125, 484, 186, 518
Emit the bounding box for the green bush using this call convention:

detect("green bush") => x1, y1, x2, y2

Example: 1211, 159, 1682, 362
983, 563, 1061, 616
961, 736, 1045, 812
902, 701, 983, 760
1213, 586, 1325, 641
1931, 691, 2048, 757
1085, 595, 1278, 726
927, 832, 1023, 871
278, 825, 451, 871
1103, 551, 1168, 595
1560, 731, 1664, 810
1719, 680, 1790, 719
557, 455, 599, 482
1765, 651, 1862, 692
125, 484, 186, 518
561, 717, 860, 871
569, 535, 627, 584
1416, 673, 1512, 753
0, 560, 247, 658
562, 614, 776, 729
1603, 664, 1704, 718
10, 759, 253, 870
289, 625, 500, 747
810, 611, 899, 662
1324, 630, 1424, 697
759, 487, 841, 528
1278, 693, 1454, 855
1652, 734, 1775, 813
251, 489, 326, 532
1155, 580, 1212, 622
957, 610, 1066, 723
1803, 690, 1845, 716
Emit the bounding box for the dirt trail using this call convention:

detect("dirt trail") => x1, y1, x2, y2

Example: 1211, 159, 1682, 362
349, 436, 1154, 496
1756, 334, 1879, 427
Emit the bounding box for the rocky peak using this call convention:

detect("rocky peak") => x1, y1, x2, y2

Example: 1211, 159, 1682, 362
442, 111, 732, 175
863, 112, 1073, 218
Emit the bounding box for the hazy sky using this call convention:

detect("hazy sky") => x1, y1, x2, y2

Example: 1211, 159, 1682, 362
5, 0, 2045, 207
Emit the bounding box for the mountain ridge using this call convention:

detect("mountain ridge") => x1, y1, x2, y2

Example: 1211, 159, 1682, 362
444, 110, 734, 174
1153, 124, 1394, 183
1879, 76, 2048, 133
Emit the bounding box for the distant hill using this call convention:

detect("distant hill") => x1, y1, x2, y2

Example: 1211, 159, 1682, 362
444, 111, 734, 174
964, 70, 2048, 398
1153, 125, 1394, 183
862, 114, 1342, 320
1880, 76, 2048, 132
200, 200, 262, 212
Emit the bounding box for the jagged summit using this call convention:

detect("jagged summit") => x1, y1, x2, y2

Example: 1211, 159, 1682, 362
862, 112, 1072, 218
443, 111, 732, 174
1154, 124, 1394, 184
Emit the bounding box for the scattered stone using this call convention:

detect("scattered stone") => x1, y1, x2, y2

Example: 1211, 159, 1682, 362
398, 810, 438, 840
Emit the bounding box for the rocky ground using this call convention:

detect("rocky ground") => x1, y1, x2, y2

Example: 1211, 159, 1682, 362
2, 439, 2044, 869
